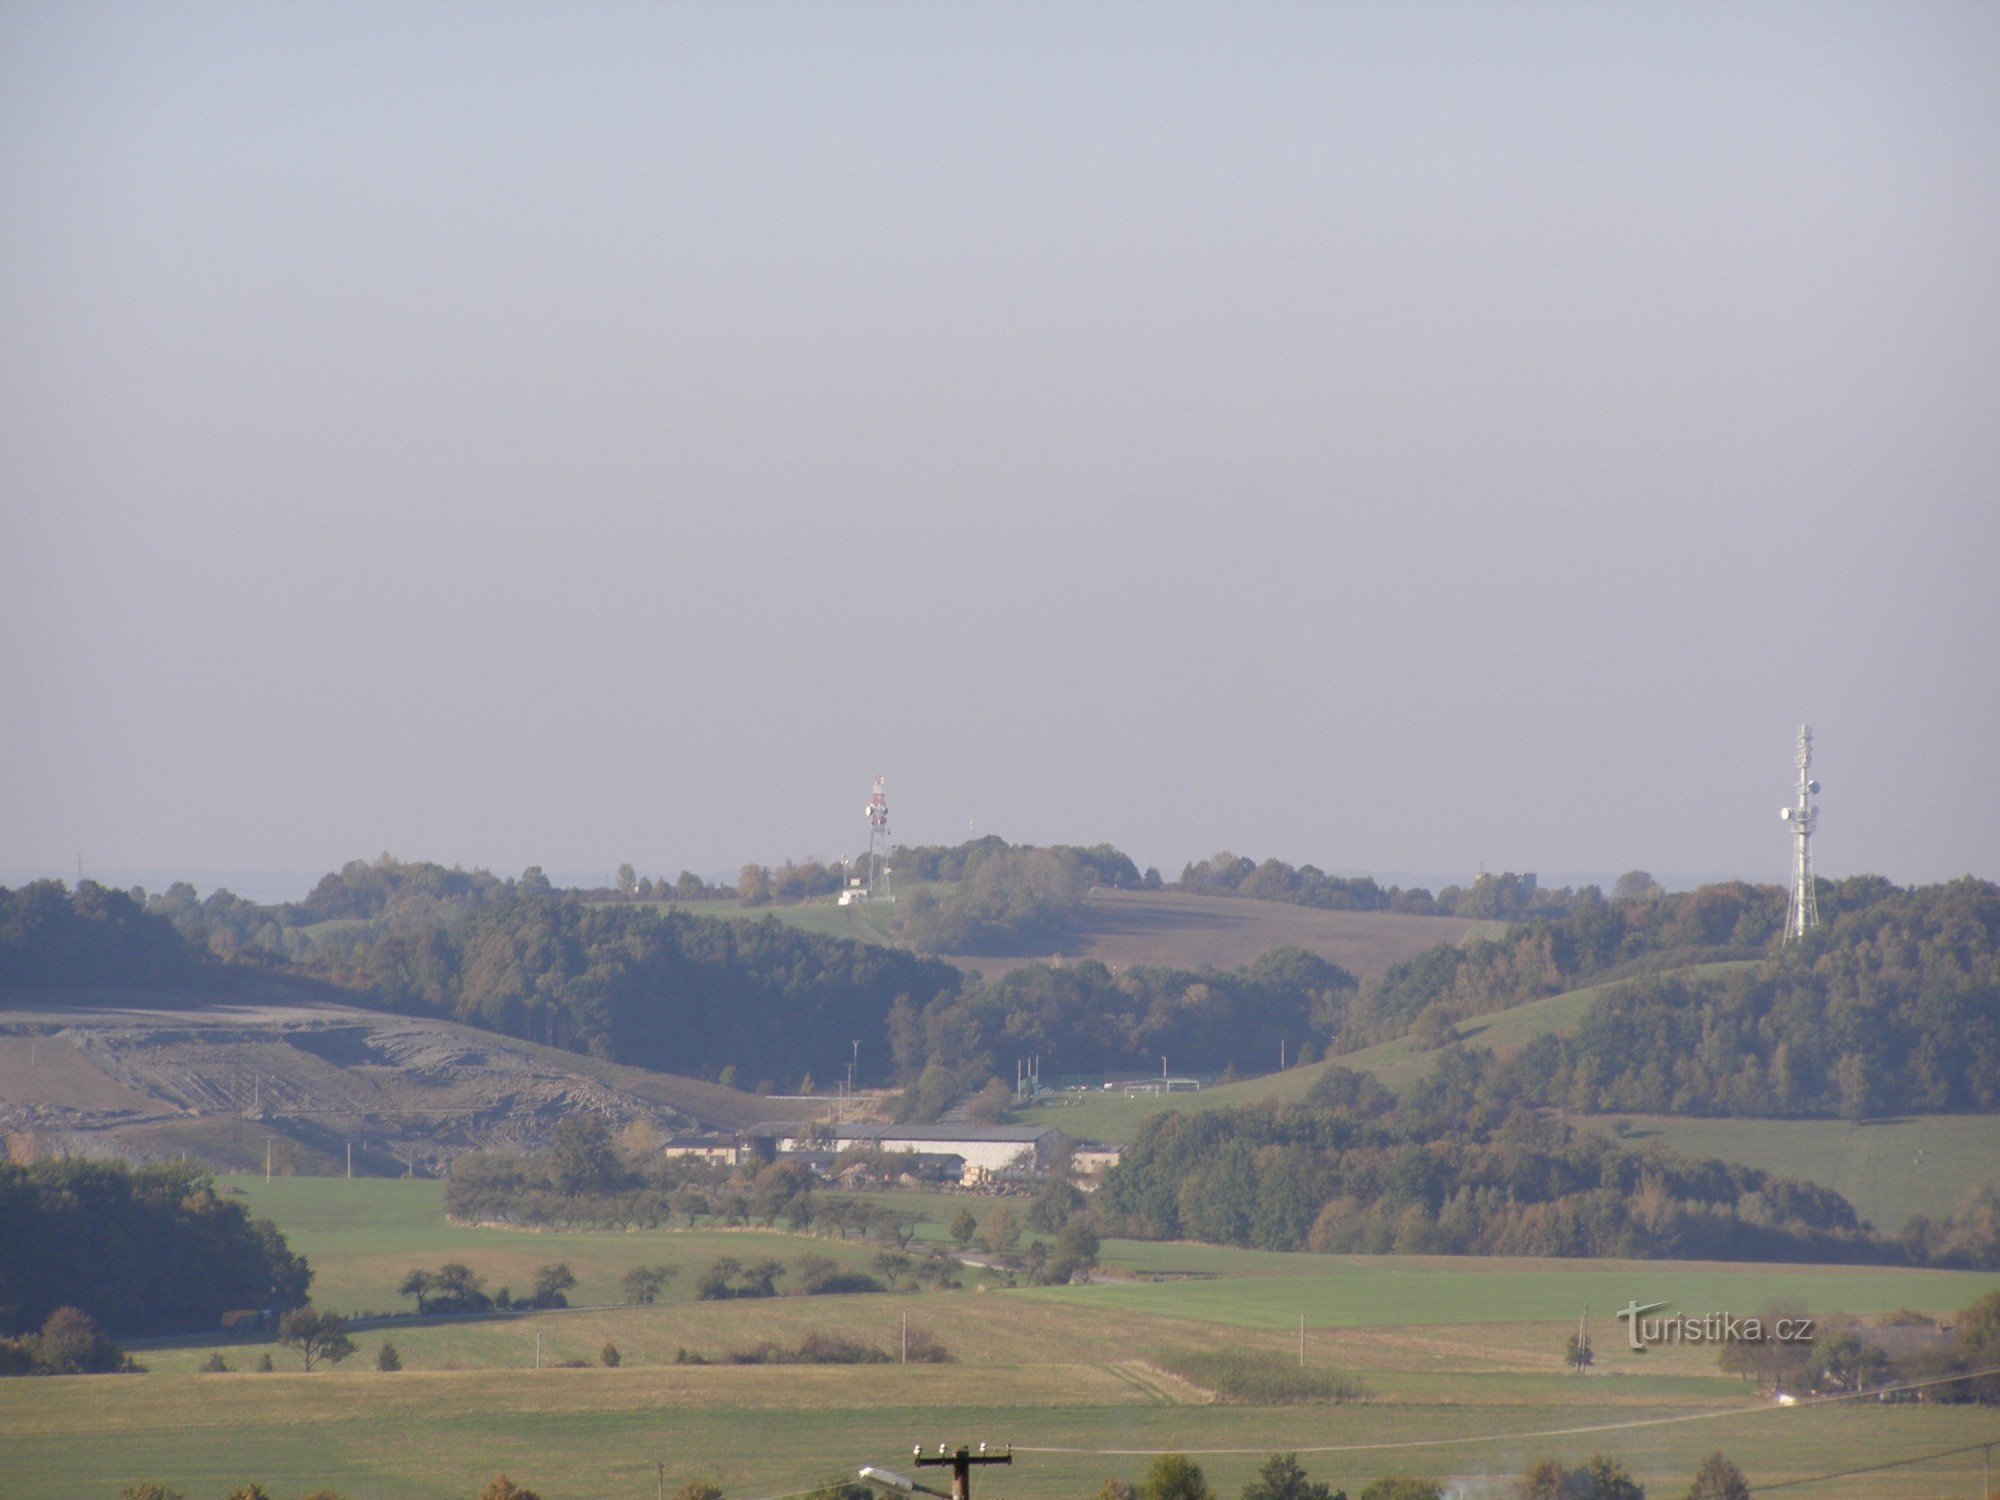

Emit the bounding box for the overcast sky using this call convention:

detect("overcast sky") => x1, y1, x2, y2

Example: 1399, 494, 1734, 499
3, 2, 1996, 896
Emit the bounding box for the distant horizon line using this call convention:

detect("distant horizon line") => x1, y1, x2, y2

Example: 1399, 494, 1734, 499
0, 859, 1806, 907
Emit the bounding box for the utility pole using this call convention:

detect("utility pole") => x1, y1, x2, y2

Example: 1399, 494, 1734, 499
264, 1136, 272, 1183
657, 1461, 665, 1500
346, 1142, 353, 1179
535, 1332, 542, 1369
1299, 1313, 1305, 1369
915, 1446, 1012, 1500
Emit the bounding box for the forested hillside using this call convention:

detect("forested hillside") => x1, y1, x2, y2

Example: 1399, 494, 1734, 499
1489, 878, 2000, 1118
6, 862, 1996, 1128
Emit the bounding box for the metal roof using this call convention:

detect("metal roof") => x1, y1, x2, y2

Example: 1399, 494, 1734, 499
745, 1122, 1059, 1143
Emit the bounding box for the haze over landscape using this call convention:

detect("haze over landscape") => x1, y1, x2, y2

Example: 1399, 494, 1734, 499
4, 4, 1997, 892
4, 12, 2000, 1497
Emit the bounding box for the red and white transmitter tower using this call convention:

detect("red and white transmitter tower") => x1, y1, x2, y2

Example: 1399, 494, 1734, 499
864, 775, 895, 903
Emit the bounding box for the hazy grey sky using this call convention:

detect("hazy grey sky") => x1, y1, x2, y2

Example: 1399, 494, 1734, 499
4, 2, 1996, 894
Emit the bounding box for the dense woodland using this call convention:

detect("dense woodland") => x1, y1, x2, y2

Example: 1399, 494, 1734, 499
1455, 879, 2000, 1119
1097, 1077, 2000, 1267
0, 1160, 311, 1338
3, 856, 1996, 1127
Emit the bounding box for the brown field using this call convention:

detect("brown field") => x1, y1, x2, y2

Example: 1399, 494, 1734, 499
949, 890, 1491, 981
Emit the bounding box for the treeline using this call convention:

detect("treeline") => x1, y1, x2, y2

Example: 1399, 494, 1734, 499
888, 841, 1151, 956
443, 1117, 929, 1243
320, 895, 961, 1086
0, 881, 202, 990
1098, 1092, 1893, 1263
1177, 854, 1593, 920
0, 1160, 311, 1337
893, 949, 1356, 1117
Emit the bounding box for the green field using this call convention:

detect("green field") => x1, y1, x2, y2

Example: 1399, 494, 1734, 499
1572, 1112, 2000, 1232
5, 1177, 1998, 1499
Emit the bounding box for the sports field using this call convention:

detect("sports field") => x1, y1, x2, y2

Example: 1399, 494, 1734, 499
3, 1178, 1996, 1499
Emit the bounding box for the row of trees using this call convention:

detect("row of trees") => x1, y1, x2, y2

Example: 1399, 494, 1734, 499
1101, 1448, 1748, 1500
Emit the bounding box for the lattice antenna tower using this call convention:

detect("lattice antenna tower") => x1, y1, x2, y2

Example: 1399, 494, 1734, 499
1780, 725, 1821, 941
866, 774, 895, 903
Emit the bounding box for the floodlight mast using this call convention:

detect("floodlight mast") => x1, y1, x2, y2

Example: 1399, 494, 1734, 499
1780, 725, 1821, 941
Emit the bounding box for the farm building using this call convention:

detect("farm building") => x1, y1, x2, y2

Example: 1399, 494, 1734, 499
744, 1122, 1071, 1180
659, 1135, 742, 1165
1070, 1142, 1123, 1178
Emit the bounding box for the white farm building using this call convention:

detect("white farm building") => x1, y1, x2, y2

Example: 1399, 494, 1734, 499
745, 1122, 1070, 1180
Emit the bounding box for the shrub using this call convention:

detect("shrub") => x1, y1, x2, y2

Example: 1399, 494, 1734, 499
35, 1306, 126, 1374
376, 1342, 402, 1372
1154, 1350, 1363, 1404
1356, 1482, 1442, 1500
1138, 1454, 1210, 1500
901, 1324, 955, 1364
601, 1341, 621, 1367
200, 1351, 231, 1373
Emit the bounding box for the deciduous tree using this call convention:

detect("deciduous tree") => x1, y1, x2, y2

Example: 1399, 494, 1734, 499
277, 1307, 353, 1372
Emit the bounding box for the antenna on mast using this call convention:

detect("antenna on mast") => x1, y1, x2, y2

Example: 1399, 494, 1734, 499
1779, 725, 1821, 941
866, 775, 895, 904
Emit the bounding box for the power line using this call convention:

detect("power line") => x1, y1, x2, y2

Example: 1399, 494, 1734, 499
1749, 1437, 2000, 1492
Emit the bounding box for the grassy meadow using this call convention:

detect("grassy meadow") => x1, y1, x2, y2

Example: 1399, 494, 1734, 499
4, 1177, 1998, 1500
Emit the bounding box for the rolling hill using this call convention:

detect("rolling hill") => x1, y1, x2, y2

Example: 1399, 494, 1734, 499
0, 994, 792, 1175
684, 886, 1497, 980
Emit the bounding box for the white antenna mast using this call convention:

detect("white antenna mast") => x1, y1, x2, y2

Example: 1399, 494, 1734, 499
1779, 725, 1821, 941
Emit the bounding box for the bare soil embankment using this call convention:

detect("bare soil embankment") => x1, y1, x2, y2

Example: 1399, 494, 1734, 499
0, 994, 779, 1174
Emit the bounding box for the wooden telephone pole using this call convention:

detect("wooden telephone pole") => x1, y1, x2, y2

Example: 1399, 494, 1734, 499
915, 1446, 1012, 1500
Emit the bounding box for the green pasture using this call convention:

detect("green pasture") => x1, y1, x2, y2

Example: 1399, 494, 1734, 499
6, 1365, 2000, 1500
1029, 1257, 2000, 1332
216, 1177, 908, 1316
9, 1178, 2000, 1499
1577, 1111, 2000, 1231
